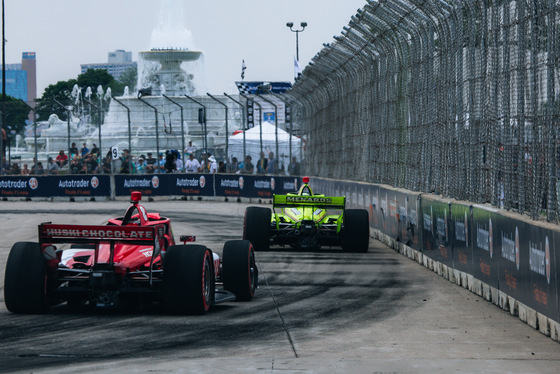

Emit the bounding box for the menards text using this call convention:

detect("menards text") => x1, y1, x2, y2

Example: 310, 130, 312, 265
286, 196, 332, 203
45, 228, 153, 239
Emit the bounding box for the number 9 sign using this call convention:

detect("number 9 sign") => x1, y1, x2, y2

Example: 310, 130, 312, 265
111, 146, 119, 159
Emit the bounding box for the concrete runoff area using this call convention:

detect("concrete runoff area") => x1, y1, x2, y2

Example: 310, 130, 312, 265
0, 198, 558, 374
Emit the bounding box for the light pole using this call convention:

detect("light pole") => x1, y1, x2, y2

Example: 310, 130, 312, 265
286, 22, 307, 62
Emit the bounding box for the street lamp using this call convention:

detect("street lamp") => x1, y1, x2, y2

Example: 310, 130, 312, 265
286, 22, 307, 62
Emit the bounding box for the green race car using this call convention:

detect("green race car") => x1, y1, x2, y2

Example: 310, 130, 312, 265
243, 177, 369, 252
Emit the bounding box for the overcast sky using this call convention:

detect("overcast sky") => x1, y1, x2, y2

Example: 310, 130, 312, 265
5, 0, 367, 97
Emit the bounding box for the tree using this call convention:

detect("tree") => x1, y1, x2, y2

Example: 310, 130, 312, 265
77, 68, 124, 97
34, 69, 122, 121
1, 96, 32, 142
118, 65, 138, 93
34, 79, 77, 121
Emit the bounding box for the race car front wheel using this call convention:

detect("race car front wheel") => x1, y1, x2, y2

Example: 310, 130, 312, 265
342, 209, 370, 253
163, 245, 215, 314
243, 207, 271, 251
4, 242, 49, 314
222, 240, 257, 301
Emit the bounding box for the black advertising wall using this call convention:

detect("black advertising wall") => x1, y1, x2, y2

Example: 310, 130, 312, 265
394, 191, 422, 250
0, 175, 110, 198
450, 203, 474, 276
308, 177, 559, 324
115, 174, 170, 197
0, 176, 48, 197
528, 225, 558, 322
494, 214, 528, 306
214, 175, 300, 198
0, 174, 301, 199
168, 174, 214, 197
471, 206, 499, 288
420, 198, 453, 269
115, 174, 301, 198
552, 231, 560, 323
55, 175, 111, 197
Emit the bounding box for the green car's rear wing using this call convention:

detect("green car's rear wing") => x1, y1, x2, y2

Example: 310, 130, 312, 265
273, 194, 346, 210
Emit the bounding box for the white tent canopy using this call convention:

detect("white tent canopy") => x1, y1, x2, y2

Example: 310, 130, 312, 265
227, 121, 301, 168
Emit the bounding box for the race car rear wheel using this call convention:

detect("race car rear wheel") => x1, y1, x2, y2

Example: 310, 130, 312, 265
243, 207, 271, 251
4, 242, 49, 314
222, 240, 257, 301
342, 209, 370, 253
163, 245, 215, 314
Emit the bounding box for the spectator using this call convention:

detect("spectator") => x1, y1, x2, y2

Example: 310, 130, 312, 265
218, 161, 226, 173
227, 157, 239, 173
266, 152, 278, 174
136, 156, 147, 174
81, 153, 98, 174
80, 142, 90, 157
185, 140, 196, 156
242, 155, 254, 174
69, 155, 82, 174
120, 149, 131, 173
33, 161, 45, 175
90, 143, 99, 156
288, 156, 301, 176
101, 151, 112, 174
30, 157, 38, 172
164, 150, 177, 173
145, 152, 157, 173
56, 150, 68, 167
69, 142, 78, 158
257, 151, 268, 174
208, 155, 218, 174
10, 163, 21, 175
175, 153, 184, 172
156, 153, 166, 173
47, 157, 59, 174
185, 153, 201, 173
21, 163, 30, 175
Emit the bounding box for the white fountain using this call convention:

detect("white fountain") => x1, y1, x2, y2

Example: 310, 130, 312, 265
22, 0, 242, 161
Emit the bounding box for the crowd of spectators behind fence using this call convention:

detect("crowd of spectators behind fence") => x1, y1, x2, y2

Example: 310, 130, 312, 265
1, 140, 301, 177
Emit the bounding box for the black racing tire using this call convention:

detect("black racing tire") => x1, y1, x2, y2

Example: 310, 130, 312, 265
222, 240, 257, 301
4, 242, 49, 314
342, 209, 370, 253
243, 207, 271, 251
163, 245, 215, 314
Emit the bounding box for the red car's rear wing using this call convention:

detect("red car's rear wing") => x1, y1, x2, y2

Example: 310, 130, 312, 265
39, 223, 163, 246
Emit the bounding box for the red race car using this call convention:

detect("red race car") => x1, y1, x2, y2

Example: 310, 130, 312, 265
4, 191, 257, 314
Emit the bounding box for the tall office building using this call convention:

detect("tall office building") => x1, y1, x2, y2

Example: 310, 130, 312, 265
0, 52, 36, 103
21, 52, 37, 108
81, 50, 136, 82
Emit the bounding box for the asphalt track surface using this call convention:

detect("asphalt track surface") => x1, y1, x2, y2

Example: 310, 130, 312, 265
0, 198, 559, 373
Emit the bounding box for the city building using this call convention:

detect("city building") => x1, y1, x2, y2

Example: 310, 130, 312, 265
0, 52, 37, 106
81, 49, 137, 82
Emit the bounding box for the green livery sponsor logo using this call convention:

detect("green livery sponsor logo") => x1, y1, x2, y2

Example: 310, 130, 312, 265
286, 196, 332, 204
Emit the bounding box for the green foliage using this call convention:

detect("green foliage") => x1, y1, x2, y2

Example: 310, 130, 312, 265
35, 68, 124, 121
34, 79, 77, 121
0, 96, 32, 139
117, 65, 137, 93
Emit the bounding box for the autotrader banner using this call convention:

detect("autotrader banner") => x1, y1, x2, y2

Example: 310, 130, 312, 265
0, 175, 110, 198
0, 176, 48, 197
215, 175, 301, 198
421, 197, 453, 268
115, 174, 167, 196
471, 205, 499, 288
168, 174, 213, 197
450, 203, 474, 276
54, 175, 110, 197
